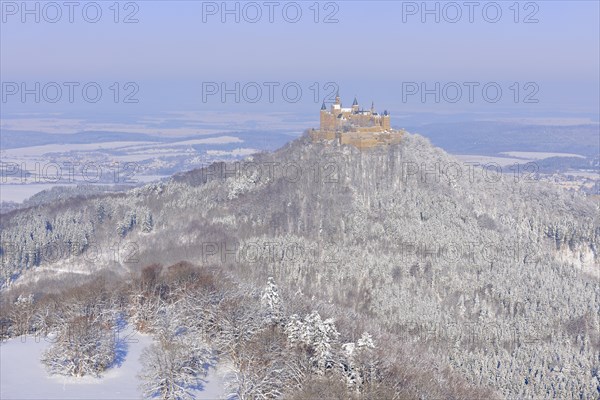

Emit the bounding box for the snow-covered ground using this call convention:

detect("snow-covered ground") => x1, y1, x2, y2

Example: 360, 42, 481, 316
454, 154, 532, 167
500, 151, 586, 159
0, 327, 226, 400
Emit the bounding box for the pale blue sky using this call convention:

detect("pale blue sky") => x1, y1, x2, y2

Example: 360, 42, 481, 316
1, 1, 599, 118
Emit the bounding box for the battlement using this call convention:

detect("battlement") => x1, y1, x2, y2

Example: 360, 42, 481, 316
311, 93, 403, 149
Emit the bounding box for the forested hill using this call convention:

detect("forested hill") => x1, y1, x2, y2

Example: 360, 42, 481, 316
1, 132, 599, 398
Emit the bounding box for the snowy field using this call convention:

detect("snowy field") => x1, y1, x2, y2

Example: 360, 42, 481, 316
454, 154, 532, 167
500, 151, 586, 159
0, 327, 226, 400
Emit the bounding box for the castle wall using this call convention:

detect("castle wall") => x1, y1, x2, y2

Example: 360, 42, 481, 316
311, 129, 404, 149
382, 116, 391, 130
310, 129, 336, 141
339, 131, 403, 149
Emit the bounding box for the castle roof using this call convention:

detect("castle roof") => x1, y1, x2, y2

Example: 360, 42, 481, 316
321, 101, 326, 110
352, 97, 358, 106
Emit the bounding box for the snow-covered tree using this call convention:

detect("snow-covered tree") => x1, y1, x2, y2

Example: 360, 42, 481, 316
353, 332, 378, 391
10, 293, 35, 335
138, 333, 210, 400
260, 276, 283, 324
41, 314, 116, 377
117, 211, 137, 237
31, 299, 57, 336
285, 311, 340, 375
141, 209, 154, 233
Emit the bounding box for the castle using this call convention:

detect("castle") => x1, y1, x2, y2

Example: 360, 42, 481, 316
310, 92, 403, 149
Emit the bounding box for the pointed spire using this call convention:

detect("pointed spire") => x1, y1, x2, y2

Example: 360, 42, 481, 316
371, 101, 375, 111
335, 89, 341, 105
321, 101, 326, 110
352, 96, 358, 106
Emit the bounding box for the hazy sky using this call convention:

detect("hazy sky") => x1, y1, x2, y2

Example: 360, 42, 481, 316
1, 1, 599, 118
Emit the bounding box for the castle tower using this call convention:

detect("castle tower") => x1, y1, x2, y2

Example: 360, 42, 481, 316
352, 96, 359, 113
330, 90, 342, 127
382, 110, 391, 130
320, 101, 331, 131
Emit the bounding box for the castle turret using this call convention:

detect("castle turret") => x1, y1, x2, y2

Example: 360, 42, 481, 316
382, 110, 391, 130
352, 96, 359, 113
320, 100, 334, 132
331, 90, 342, 118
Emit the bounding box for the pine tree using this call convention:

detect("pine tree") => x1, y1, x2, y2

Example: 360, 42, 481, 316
141, 210, 154, 233
261, 276, 283, 324
285, 310, 340, 375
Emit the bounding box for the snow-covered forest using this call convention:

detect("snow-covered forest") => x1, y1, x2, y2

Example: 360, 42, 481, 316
1, 132, 598, 398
